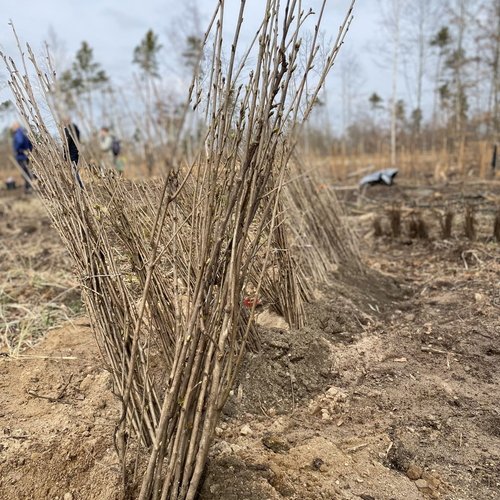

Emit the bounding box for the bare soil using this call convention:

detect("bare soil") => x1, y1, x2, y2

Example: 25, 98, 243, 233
0, 320, 121, 499
1, 180, 499, 499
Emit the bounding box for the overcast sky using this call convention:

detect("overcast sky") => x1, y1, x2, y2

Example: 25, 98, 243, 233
0, 0, 391, 132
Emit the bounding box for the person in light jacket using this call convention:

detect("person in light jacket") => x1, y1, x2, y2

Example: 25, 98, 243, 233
99, 127, 124, 174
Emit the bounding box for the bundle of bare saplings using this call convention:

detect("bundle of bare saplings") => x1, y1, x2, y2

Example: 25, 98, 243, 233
2, 1, 359, 498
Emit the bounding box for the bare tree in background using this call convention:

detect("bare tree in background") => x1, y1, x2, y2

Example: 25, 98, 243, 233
165, 0, 204, 80
379, 0, 406, 167
133, 29, 164, 175
367, 92, 384, 154
477, 0, 500, 141
340, 50, 365, 155
401, 0, 445, 139
44, 26, 68, 75
445, 0, 479, 170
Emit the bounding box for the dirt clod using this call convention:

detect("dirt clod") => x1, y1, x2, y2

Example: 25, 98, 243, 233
240, 424, 253, 436
311, 457, 324, 470
415, 478, 429, 489
406, 463, 423, 480
262, 434, 290, 454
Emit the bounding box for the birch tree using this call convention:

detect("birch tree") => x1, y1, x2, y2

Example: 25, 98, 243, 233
401, 0, 445, 135
477, 0, 500, 140
379, 0, 406, 166
340, 52, 364, 154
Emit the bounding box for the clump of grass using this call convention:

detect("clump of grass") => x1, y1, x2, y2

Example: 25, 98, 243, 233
464, 205, 476, 240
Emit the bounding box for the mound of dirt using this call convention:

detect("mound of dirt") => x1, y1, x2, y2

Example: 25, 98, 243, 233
227, 326, 335, 417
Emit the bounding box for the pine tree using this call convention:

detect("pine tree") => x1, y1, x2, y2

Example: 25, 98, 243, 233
369, 92, 383, 111
133, 30, 163, 78
70, 41, 108, 93
182, 35, 203, 71
430, 27, 452, 128
59, 41, 109, 113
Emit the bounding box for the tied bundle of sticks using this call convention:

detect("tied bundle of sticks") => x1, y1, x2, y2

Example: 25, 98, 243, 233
3, 0, 356, 498
283, 156, 362, 285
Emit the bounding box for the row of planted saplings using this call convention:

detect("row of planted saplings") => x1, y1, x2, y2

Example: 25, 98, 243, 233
373, 205, 500, 241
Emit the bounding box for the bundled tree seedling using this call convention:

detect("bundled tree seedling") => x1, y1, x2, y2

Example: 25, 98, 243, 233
2, 1, 357, 499
388, 205, 402, 238
373, 217, 384, 238
408, 212, 428, 240
493, 207, 500, 242
440, 208, 454, 239
416, 217, 429, 240
464, 205, 476, 240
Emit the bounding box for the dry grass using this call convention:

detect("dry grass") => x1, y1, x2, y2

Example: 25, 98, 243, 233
0, 197, 80, 356
313, 140, 493, 182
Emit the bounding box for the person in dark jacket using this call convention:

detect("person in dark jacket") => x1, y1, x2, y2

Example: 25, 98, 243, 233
11, 122, 33, 193
62, 118, 83, 188
64, 121, 80, 163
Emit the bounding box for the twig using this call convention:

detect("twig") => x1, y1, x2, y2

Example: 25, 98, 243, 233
27, 374, 74, 402
6, 355, 78, 360
421, 346, 451, 355
347, 443, 369, 453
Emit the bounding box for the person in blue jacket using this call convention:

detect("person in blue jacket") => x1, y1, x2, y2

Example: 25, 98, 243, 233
11, 122, 33, 193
